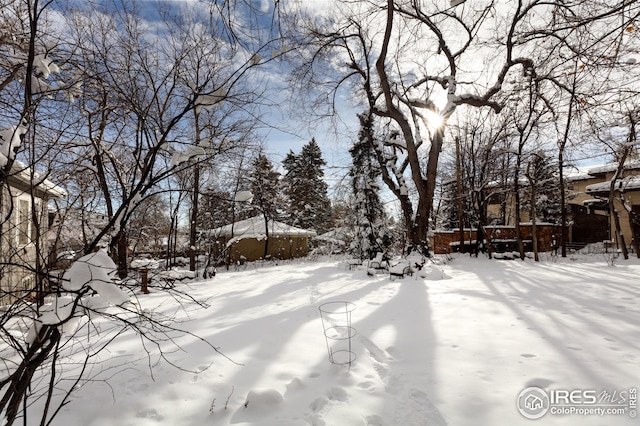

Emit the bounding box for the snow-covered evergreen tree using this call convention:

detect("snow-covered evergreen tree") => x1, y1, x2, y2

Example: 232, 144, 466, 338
248, 153, 281, 221
349, 113, 392, 260
248, 153, 281, 258
524, 152, 560, 223
281, 138, 332, 233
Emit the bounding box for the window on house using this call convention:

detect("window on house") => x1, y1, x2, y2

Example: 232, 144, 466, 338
18, 199, 30, 245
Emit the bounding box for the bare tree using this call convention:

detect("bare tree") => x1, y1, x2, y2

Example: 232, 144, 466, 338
285, 0, 638, 255
0, 1, 272, 423
60, 1, 268, 276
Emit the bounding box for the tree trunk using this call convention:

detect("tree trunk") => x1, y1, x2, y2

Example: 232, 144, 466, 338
110, 230, 128, 278
627, 206, 640, 258
526, 161, 539, 262
189, 111, 201, 272
456, 136, 465, 253
189, 162, 200, 272
513, 154, 525, 260
558, 148, 568, 258
0, 325, 61, 426
263, 211, 270, 260
609, 148, 630, 260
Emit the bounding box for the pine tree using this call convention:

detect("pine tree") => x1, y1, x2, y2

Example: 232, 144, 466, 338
524, 153, 560, 223
248, 154, 281, 220
282, 138, 332, 233
247, 153, 281, 258
349, 113, 391, 260
197, 190, 234, 230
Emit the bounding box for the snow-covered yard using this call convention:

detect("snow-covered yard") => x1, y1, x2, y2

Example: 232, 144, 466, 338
25, 255, 640, 425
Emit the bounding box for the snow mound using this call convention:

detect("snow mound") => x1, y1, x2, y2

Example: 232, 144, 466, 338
420, 266, 451, 280
61, 250, 130, 305
39, 296, 75, 325
157, 269, 197, 280
62, 249, 117, 291
243, 388, 284, 410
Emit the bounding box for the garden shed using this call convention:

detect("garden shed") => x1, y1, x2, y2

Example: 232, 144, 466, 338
207, 216, 316, 263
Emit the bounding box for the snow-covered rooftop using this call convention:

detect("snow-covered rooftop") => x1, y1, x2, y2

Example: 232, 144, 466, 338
586, 161, 640, 175
8, 161, 66, 199
586, 174, 640, 194
208, 216, 316, 238
564, 165, 593, 182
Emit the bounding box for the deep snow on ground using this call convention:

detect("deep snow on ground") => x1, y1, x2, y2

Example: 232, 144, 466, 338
18, 255, 640, 425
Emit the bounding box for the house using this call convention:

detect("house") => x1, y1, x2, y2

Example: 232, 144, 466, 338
566, 161, 640, 248
205, 215, 316, 263
467, 161, 640, 253
0, 164, 66, 305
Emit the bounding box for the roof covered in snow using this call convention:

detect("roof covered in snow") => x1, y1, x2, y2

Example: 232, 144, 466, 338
7, 161, 66, 199
564, 165, 593, 182
586, 174, 640, 194
207, 216, 316, 238
586, 161, 640, 176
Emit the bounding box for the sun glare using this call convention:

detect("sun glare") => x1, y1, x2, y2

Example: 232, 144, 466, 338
425, 109, 445, 131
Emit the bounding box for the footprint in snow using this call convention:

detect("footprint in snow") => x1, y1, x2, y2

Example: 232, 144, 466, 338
326, 387, 348, 402
357, 381, 377, 392
360, 336, 388, 364
310, 396, 329, 412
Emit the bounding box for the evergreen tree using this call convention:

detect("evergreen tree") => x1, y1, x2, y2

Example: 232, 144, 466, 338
524, 153, 560, 223
349, 113, 391, 260
247, 153, 281, 258
197, 190, 234, 230
248, 153, 281, 220
281, 138, 332, 233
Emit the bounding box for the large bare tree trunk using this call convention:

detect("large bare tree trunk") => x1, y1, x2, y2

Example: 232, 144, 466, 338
111, 230, 129, 279
526, 161, 539, 262
189, 111, 202, 272
609, 148, 630, 260
456, 136, 465, 253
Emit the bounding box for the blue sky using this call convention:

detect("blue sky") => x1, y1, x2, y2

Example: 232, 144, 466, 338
67, 0, 359, 194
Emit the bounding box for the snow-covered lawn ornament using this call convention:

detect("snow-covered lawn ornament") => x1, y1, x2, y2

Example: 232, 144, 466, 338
131, 258, 161, 294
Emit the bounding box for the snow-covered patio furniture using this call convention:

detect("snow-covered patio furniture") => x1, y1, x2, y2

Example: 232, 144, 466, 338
368, 252, 386, 268
367, 252, 389, 275
388, 260, 413, 280
345, 259, 362, 270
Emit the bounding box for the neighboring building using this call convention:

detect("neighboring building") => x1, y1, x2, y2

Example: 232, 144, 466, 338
566, 161, 640, 248
478, 161, 640, 252
433, 224, 560, 255
205, 216, 317, 263
0, 165, 66, 305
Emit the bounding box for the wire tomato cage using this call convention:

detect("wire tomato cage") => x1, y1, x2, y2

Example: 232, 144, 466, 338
318, 301, 357, 368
